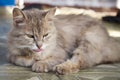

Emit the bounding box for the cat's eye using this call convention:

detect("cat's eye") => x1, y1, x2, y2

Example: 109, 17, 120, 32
43, 33, 48, 38
26, 34, 34, 38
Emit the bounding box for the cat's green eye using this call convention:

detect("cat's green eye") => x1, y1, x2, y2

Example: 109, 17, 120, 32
27, 34, 34, 38
43, 33, 48, 38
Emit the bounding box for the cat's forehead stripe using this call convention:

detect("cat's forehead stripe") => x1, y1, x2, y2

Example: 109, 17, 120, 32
23, 9, 45, 35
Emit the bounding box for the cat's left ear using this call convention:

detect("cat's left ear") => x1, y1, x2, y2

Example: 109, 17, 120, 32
45, 8, 56, 21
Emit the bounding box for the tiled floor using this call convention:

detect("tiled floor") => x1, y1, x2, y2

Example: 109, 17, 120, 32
0, 7, 120, 80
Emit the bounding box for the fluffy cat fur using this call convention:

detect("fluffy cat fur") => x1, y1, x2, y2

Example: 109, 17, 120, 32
7, 8, 120, 74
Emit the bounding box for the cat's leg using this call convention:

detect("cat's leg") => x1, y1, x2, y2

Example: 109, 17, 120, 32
32, 48, 68, 72
32, 57, 65, 72
54, 40, 103, 74
7, 54, 35, 67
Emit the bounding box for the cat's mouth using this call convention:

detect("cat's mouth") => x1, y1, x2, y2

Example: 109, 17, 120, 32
33, 48, 43, 53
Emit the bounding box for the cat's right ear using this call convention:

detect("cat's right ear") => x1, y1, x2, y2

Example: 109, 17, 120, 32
13, 8, 27, 19
13, 8, 27, 27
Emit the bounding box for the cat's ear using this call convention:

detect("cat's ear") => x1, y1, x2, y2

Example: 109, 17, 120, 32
45, 8, 56, 21
13, 8, 27, 27
13, 8, 27, 19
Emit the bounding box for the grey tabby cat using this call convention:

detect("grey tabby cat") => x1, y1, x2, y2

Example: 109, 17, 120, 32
7, 8, 120, 74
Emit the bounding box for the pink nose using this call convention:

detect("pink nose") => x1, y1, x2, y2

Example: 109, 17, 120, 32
37, 44, 42, 49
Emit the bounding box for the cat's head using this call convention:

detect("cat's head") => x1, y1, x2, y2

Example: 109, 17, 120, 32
10, 8, 57, 53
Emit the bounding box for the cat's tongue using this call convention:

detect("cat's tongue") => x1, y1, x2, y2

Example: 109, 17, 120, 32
33, 49, 43, 53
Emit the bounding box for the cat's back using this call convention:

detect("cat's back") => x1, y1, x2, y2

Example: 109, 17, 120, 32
54, 14, 102, 35
54, 14, 102, 29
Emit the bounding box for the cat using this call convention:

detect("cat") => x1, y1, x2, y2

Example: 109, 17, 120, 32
7, 7, 120, 74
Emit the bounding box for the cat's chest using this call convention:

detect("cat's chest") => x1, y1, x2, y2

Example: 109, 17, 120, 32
33, 50, 51, 61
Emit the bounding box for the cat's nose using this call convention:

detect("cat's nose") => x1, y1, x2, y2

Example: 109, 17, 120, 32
36, 44, 42, 49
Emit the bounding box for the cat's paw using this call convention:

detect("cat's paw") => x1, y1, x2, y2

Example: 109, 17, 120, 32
53, 60, 79, 74
32, 61, 49, 72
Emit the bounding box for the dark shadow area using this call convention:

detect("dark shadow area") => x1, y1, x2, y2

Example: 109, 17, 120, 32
102, 10, 120, 24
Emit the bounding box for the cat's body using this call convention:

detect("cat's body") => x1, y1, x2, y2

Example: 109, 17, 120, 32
7, 8, 120, 74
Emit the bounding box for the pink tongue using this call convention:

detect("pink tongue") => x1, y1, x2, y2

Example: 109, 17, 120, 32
33, 49, 43, 52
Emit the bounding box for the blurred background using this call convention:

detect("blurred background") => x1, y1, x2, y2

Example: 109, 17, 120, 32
1, 0, 120, 13
0, 0, 120, 40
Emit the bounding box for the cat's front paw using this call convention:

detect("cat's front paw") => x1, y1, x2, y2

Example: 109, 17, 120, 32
54, 60, 79, 74
32, 61, 49, 72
